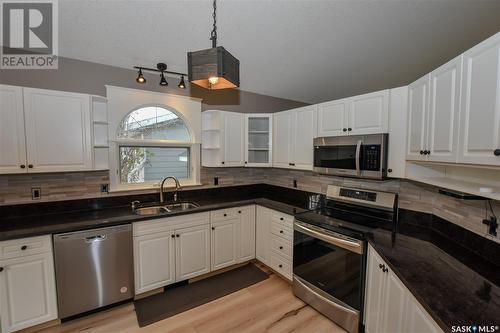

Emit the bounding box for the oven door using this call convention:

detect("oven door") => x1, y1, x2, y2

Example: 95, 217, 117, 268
293, 220, 364, 333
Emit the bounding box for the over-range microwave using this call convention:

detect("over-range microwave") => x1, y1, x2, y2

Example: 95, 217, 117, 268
313, 133, 388, 179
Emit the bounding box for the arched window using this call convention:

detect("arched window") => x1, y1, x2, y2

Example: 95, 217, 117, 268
117, 105, 192, 184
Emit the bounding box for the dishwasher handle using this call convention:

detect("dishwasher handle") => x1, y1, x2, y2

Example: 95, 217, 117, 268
84, 234, 107, 243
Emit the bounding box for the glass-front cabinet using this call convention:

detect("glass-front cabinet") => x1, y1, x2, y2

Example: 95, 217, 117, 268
245, 114, 273, 167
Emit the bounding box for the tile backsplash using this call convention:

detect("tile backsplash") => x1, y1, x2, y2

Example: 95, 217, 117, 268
1, 167, 498, 243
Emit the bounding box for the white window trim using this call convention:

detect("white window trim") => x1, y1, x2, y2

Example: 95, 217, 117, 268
105, 85, 203, 193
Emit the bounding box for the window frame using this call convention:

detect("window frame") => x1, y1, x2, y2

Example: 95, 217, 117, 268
109, 103, 201, 192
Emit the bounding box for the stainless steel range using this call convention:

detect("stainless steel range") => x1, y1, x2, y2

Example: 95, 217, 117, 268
293, 185, 397, 333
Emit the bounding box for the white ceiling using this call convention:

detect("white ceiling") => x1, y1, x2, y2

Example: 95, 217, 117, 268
58, 0, 500, 104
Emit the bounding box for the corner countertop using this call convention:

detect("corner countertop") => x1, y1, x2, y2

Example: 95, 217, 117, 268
0, 196, 308, 241
369, 228, 500, 331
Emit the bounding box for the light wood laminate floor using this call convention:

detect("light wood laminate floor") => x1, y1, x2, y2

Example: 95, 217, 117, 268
28, 273, 345, 333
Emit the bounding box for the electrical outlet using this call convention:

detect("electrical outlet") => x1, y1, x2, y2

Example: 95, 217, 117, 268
31, 188, 41, 200
293, 179, 297, 188
214, 177, 219, 186
100, 184, 109, 193
483, 216, 498, 237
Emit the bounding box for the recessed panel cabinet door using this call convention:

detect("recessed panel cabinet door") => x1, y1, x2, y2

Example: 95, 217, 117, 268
238, 206, 256, 262
348, 90, 389, 135
0, 253, 58, 333
0, 85, 27, 174
293, 106, 317, 170
459, 32, 500, 165
133, 231, 175, 295
407, 75, 430, 161
256, 206, 271, 266
211, 219, 238, 271
381, 270, 407, 333
317, 99, 348, 137
175, 225, 210, 281
364, 247, 387, 333
23, 88, 92, 172
222, 112, 245, 166
427, 56, 462, 163
273, 110, 293, 168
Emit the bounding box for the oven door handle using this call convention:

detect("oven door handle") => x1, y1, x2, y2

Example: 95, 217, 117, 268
355, 140, 362, 176
294, 221, 363, 254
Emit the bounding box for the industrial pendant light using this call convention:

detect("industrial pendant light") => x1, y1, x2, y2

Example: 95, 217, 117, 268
187, 0, 240, 90
178, 75, 186, 89
136, 68, 146, 84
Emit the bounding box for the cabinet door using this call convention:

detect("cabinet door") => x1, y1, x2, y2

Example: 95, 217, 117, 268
381, 270, 407, 333
387, 86, 408, 178
364, 247, 387, 333
404, 295, 443, 333
238, 206, 256, 262
175, 225, 210, 281
245, 114, 272, 167
0, 85, 27, 174
222, 112, 244, 166
0, 253, 58, 333
428, 56, 462, 163
293, 106, 317, 170
256, 206, 271, 266
23, 88, 92, 172
211, 219, 238, 271
459, 32, 500, 165
407, 75, 430, 161
348, 90, 389, 135
317, 99, 349, 137
133, 231, 175, 295
273, 111, 293, 168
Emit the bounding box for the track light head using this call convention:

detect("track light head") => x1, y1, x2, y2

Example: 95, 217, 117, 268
136, 68, 146, 84
159, 72, 168, 86
178, 75, 186, 89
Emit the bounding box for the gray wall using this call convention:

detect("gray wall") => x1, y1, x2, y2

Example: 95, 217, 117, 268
0, 56, 308, 113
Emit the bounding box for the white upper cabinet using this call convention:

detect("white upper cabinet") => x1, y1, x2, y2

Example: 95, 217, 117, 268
23, 88, 93, 172
458, 32, 500, 166
348, 90, 389, 135
407, 75, 430, 161
273, 105, 316, 170
317, 99, 349, 137
223, 112, 245, 167
245, 114, 273, 167
273, 110, 293, 168
428, 56, 462, 163
0, 85, 26, 174
317, 90, 389, 137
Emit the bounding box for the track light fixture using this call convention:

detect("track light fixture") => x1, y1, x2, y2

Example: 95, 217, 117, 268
136, 68, 146, 84
133, 63, 187, 88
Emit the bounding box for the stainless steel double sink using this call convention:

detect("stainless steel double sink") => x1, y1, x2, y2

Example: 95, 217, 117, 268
134, 202, 200, 216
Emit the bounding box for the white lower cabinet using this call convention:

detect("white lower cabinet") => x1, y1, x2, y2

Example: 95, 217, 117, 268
0, 236, 58, 333
211, 218, 238, 271
238, 206, 256, 262
255, 206, 293, 280
175, 225, 210, 281
364, 245, 442, 333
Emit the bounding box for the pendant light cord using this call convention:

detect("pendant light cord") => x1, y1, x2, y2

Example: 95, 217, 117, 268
210, 0, 217, 48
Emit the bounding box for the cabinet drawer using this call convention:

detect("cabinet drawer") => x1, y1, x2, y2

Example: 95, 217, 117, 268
134, 212, 210, 237
0, 235, 52, 260
210, 207, 239, 223
269, 251, 292, 281
269, 234, 292, 259
271, 212, 294, 226
270, 220, 293, 241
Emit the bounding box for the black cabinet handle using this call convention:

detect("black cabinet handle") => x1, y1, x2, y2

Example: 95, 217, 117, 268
238, 211, 241, 214
223, 213, 227, 217
290, 163, 295, 166
244, 161, 247, 164
0, 267, 3, 272
171, 234, 175, 238
348, 128, 352, 131
280, 217, 284, 221
176, 234, 179, 238
343, 128, 347, 132
28, 164, 33, 168
420, 150, 424, 155
21, 245, 27, 251
494, 149, 500, 156
379, 263, 384, 269
279, 246, 283, 250
221, 161, 225, 165
383, 267, 389, 273
20, 164, 26, 169
278, 264, 283, 268
211, 227, 215, 230
279, 230, 283, 234
388, 169, 393, 173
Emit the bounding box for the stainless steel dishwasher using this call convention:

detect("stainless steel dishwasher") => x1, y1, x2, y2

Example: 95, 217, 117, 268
53, 224, 134, 319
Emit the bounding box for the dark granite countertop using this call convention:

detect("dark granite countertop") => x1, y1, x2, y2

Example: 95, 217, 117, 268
369, 227, 500, 332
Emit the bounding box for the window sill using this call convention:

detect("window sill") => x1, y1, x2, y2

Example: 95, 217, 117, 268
109, 180, 202, 194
